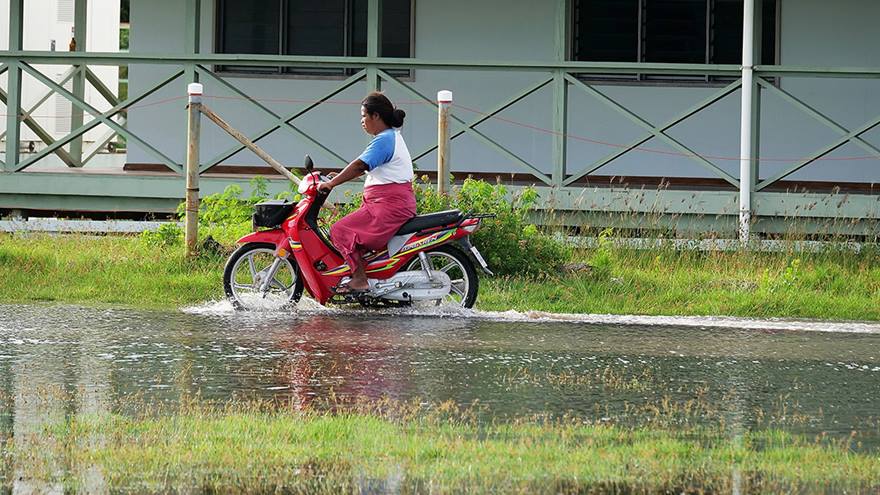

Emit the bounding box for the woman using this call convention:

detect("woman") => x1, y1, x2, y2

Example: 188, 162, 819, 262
317, 92, 416, 294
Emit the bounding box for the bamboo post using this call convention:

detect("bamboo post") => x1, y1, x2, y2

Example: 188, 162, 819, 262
185, 83, 203, 258
437, 90, 453, 195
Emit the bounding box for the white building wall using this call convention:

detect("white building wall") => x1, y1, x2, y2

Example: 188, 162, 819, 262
125, 0, 880, 185
0, 0, 119, 143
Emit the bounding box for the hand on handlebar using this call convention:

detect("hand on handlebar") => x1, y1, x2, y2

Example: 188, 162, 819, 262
317, 181, 333, 194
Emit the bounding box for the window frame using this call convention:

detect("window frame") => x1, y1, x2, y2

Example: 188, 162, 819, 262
213, 0, 416, 80
570, 0, 780, 86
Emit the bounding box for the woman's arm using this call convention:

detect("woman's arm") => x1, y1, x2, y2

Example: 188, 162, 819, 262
317, 159, 368, 193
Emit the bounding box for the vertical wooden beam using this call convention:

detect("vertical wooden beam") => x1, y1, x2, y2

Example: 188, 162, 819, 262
70, 0, 88, 166
367, 0, 381, 92
185, 83, 203, 258
551, 0, 568, 186
437, 90, 452, 194
4, 0, 24, 172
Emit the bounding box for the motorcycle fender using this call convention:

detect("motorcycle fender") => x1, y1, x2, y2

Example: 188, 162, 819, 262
236, 229, 287, 247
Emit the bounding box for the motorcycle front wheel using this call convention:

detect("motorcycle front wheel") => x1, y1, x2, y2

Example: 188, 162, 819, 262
223, 242, 304, 310
404, 244, 479, 308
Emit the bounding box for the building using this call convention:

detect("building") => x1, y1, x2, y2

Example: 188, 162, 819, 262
0, 0, 119, 149
1, 0, 879, 238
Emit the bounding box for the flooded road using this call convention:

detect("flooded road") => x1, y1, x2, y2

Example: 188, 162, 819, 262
1, 302, 879, 451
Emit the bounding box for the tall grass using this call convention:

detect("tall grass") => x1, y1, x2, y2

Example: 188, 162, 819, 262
2, 233, 879, 319
0, 234, 223, 306
4, 397, 879, 493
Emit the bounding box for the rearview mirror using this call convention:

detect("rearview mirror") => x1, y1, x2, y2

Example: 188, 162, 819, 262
304, 154, 314, 172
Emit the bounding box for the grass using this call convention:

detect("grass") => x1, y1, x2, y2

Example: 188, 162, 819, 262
4, 397, 879, 493
2, 233, 880, 319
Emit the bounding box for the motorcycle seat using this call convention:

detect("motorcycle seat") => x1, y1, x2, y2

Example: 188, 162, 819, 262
395, 209, 463, 235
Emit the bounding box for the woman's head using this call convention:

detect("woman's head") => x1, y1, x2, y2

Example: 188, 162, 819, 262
361, 92, 405, 135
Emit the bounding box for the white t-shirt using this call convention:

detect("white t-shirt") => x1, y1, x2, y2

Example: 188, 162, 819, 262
357, 129, 415, 187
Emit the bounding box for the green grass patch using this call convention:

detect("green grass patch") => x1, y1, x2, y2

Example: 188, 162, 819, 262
2, 233, 879, 320
5, 399, 879, 493
0, 234, 224, 307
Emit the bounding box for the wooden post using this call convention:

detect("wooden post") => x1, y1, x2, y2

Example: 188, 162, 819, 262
437, 90, 452, 195
185, 83, 203, 258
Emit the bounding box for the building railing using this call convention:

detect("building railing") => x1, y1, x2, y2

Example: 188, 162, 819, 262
1, 51, 879, 236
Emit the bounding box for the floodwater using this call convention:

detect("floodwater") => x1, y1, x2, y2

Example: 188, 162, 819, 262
2, 302, 880, 443
1, 302, 880, 490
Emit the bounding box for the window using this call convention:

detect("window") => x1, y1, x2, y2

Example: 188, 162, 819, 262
573, 0, 777, 80
216, 0, 413, 75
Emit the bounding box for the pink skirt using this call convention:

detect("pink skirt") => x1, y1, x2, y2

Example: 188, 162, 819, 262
330, 182, 416, 271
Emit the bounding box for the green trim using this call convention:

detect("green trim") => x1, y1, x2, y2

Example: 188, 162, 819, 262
367, 0, 381, 92
185, 0, 201, 56
756, 77, 880, 160
552, 71, 567, 185
0, 51, 747, 74
379, 69, 552, 185
3, 61, 20, 172
3, 51, 879, 78
0, 84, 77, 166
564, 78, 743, 186
199, 68, 365, 171
4, 1, 23, 171
19, 63, 183, 174
410, 77, 553, 162
756, 115, 880, 191
194, 66, 349, 170
565, 74, 740, 187
13, 68, 185, 173
0, 66, 77, 142
85, 67, 120, 106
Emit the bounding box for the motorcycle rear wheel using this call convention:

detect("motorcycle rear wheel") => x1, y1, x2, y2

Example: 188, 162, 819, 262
404, 244, 479, 308
223, 242, 304, 310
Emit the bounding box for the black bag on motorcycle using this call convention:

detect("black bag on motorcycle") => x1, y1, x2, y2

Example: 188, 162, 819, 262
252, 200, 295, 229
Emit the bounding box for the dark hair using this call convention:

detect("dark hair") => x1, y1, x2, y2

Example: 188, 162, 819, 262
362, 92, 406, 128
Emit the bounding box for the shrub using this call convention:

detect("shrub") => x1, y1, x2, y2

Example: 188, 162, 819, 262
153, 175, 568, 275
413, 177, 570, 276
140, 222, 183, 248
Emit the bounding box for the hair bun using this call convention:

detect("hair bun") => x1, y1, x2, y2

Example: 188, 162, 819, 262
392, 108, 406, 128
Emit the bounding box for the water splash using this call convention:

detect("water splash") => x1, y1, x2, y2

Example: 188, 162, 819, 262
182, 299, 880, 334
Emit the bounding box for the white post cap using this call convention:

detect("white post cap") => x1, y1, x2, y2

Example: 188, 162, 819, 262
437, 90, 453, 103
187, 83, 204, 96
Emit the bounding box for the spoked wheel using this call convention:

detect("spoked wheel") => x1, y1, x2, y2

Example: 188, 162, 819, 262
404, 244, 479, 308
223, 242, 303, 310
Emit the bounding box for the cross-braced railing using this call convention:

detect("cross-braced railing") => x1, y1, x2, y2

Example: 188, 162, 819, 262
1, 51, 880, 237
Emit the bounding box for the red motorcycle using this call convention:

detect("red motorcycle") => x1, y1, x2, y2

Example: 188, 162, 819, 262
222, 156, 493, 310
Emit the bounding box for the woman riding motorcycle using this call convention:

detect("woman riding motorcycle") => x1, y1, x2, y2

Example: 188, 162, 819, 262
317, 92, 416, 294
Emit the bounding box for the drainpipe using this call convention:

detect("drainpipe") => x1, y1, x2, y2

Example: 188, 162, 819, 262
738, 0, 755, 242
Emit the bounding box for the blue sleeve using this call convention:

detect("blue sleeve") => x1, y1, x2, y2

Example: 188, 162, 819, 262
357, 131, 395, 171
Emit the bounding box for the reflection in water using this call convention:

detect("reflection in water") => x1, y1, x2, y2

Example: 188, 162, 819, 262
0, 303, 879, 486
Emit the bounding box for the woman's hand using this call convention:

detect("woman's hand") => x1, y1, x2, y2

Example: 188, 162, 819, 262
317, 181, 333, 194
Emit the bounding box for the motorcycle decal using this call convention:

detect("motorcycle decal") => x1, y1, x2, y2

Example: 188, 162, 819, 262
322, 256, 399, 276
322, 264, 351, 276
366, 257, 401, 273
290, 241, 303, 250
321, 230, 454, 277
364, 249, 389, 262
396, 230, 454, 257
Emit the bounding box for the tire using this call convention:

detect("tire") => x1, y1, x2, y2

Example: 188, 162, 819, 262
404, 244, 479, 308
223, 242, 303, 310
